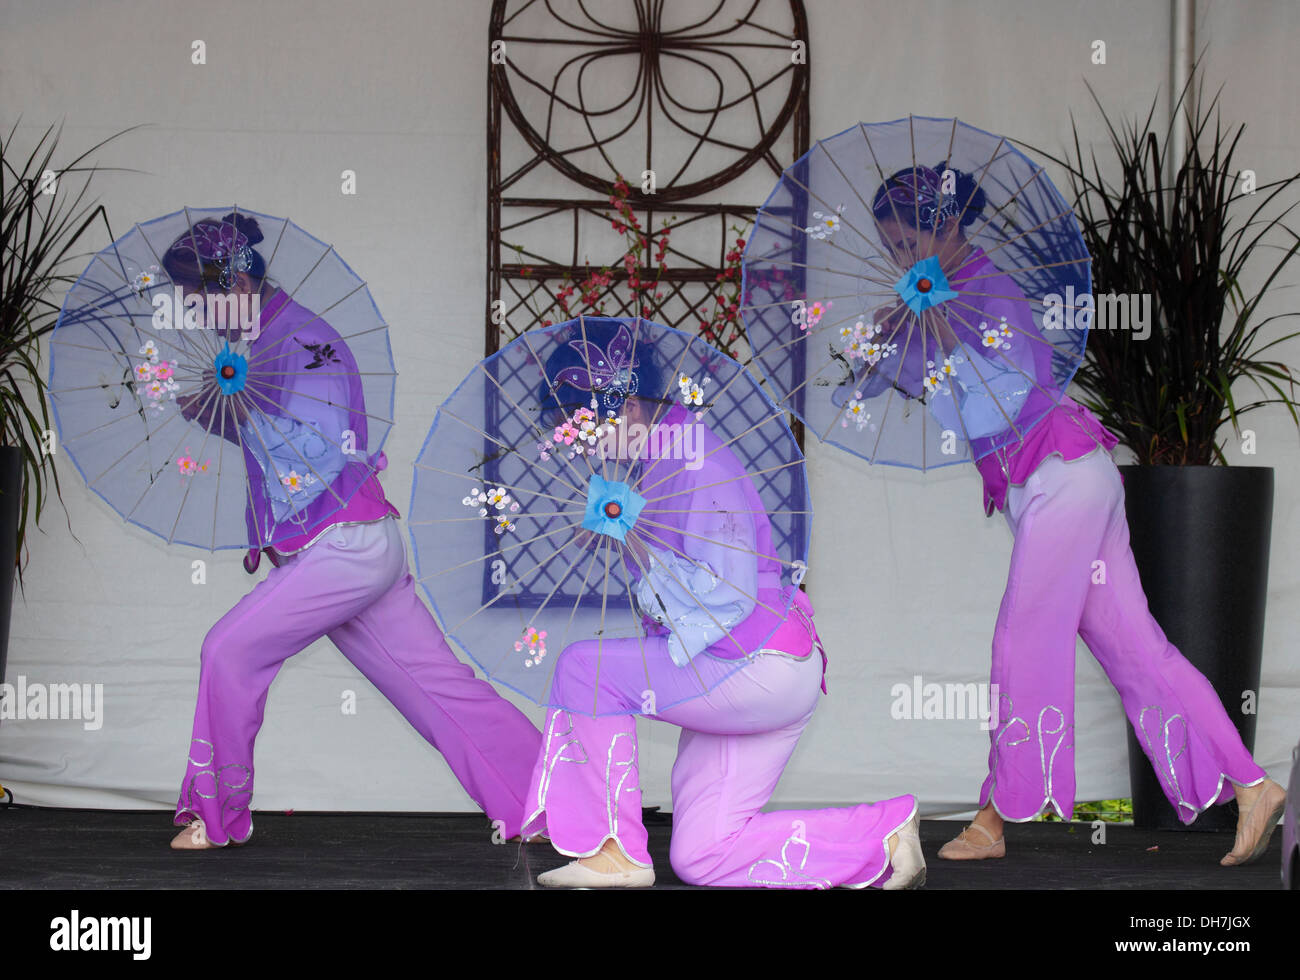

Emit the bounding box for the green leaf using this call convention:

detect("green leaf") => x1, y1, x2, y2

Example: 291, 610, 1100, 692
2, 121, 138, 583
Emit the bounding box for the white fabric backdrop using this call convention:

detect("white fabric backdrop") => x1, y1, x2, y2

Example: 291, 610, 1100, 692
0, 0, 1296, 821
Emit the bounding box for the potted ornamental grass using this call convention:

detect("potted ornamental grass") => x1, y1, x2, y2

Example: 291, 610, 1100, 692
1027, 72, 1300, 829
0, 121, 134, 692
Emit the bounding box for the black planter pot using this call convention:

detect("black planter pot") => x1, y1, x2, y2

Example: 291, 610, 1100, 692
1118, 465, 1272, 832
0, 446, 20, 692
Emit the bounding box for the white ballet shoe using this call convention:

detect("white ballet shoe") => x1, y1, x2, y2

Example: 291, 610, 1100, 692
170, 818, 216, 850
537, 859, 655, 888
882, 814, 926, 890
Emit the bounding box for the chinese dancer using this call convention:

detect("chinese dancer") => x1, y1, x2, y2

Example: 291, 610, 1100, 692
520, 319, 924, 888
164, 213, 541, 849
858, 167, 1284, 866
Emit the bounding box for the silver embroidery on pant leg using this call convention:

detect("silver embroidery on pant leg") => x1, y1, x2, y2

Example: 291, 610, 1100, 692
1037, 705, 1073, 817
1138, 705, 1193, 815
747, 829, 832, 889
986, 696, 1073, 819
177, 738, 252, 833
1165, 714, 1191, 814
178, 737, 219, 819
217, 762, 252, 821
605, 730, 638, 840
535, 710, 589, 814
986, 693, 1028, 802
188, 737, 215, 767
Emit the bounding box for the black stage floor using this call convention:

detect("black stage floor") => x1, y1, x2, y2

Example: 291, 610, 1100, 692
0, 806, 1286, 890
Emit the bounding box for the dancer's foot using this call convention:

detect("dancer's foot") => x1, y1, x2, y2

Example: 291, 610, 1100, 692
170, 819, 217, 850
577, 838, 642, 874
1221, 779, 1286, 867
938, 806, 1005, 860
883, 814, 926, 890
536, 860, 655, 888
537, 840, 654, 888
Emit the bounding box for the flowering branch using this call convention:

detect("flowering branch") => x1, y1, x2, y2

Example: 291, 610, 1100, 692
512, 176, 751, 359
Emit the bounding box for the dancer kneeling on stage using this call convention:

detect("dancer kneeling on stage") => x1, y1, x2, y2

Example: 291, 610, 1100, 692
520, 322, 923, 888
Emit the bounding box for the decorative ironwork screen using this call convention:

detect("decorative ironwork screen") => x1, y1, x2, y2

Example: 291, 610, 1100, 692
486, 0, 811, 606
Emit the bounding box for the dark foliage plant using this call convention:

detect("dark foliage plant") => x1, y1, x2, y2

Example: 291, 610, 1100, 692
1025, 73, 1300, 465
1, 121, 136, 583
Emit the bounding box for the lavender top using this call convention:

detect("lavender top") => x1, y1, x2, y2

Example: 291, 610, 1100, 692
860, 248, 1117, 513
633, 404, 788, 662
183, 288, 397, 561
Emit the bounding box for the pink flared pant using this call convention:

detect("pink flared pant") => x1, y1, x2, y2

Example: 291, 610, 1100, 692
174, 517, 542, 844
981, 451, 1266, 821
522, 635, 916, 888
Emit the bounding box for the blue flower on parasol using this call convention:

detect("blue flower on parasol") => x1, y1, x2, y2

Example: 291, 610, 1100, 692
581, 473, 646, 542
894, 255, 958, 314
742, 116, 1093, 469
47, 205, 396, 553
213, 343, 248, 396
408, 316, 812, 716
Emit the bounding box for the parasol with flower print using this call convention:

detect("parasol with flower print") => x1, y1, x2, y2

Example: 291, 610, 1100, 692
740, 116, 1092, 471
47, 206, 395, 555
408, 316, 811, 716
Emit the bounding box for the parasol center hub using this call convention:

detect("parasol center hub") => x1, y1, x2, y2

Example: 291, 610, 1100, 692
603, 501, 623, 519
917, 277, 932, 293
220, 365, 236, 379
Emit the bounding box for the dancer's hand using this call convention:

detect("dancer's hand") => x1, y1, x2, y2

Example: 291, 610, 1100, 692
622, 531, 650, 567
176, 391, 203, 421
932, 312, 960, 352
178, 386, 249, 427
871, 303, 907, 337
574, 527, 647, 565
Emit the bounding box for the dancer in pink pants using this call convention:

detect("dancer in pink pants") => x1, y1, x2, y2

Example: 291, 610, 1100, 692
522, 596, 920, 888
520, 321, 923, 888
163, 214, 541, 849
862, 167, 1285, 865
